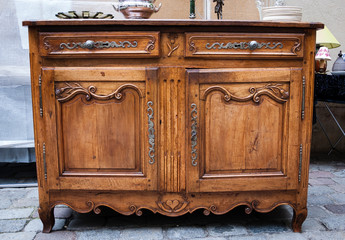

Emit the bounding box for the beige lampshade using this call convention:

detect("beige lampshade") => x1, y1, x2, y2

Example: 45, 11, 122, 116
316, 26, 341, 49
315, 47, 331, 61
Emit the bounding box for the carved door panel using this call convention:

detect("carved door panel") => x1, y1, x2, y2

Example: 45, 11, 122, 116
187, 68, 303, 192
41, 67, 158, 191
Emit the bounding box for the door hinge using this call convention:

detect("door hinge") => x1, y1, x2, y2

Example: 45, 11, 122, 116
298, 144, 303, 183
43, 143, 47, 180
39, 75, 43, 117
301, 76, 306, 120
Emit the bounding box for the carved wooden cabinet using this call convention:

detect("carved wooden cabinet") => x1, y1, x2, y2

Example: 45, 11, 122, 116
23, 20, 323, 233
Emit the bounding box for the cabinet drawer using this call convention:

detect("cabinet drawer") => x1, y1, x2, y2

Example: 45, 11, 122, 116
185, 33, 304, 59
39, 32, 160, 58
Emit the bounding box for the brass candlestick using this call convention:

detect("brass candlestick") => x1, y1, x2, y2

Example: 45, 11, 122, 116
189, 0, 196, 19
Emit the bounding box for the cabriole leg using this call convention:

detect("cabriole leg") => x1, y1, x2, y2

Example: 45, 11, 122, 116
38, 204, 55, 233
292, 208, 307, 232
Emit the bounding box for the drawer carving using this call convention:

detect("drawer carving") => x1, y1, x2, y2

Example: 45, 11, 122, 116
40, 32, 160, 58
201, 84, 289, 104
167, 33, 180, 57
55, 82, 143, 102
186, 33, 304, 58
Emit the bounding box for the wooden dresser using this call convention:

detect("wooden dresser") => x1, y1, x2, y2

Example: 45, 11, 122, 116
23, 20, 323, 233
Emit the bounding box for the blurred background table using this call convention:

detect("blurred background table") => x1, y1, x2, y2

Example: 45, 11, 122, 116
314, 73, 345, 154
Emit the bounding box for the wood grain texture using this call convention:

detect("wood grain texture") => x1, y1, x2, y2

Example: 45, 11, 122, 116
25, 20, 319, 233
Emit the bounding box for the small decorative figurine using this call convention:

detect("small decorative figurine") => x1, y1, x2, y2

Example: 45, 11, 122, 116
214, 0, 224, 20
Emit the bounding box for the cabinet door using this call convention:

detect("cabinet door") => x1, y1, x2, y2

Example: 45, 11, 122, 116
41, 67, 158, 191
187, 68, 302, 192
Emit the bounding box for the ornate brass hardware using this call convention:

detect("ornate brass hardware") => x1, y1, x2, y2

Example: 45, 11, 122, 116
191, 103, 198, 166
299, 144, 303, 183
205, 41, 283, 50
147, 101, 155, 165
301, 76, 306, 120
84, 40, 95, 49
60, 40, 138, 50
39, 75, 43, 117
249, 40, 259, 50
43, 143, 47, 180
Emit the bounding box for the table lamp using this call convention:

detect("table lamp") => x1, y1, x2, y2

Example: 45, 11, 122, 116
316, 26, 341, 49
315, 47, 331, 73
315, 26, 340, 73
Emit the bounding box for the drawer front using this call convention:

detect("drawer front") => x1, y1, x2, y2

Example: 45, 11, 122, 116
39, 32, 160, 58
185, 33, 304, 58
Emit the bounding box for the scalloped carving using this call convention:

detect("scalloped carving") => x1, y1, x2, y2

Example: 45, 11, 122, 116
203, 205, 217, 216
156, 196, 189, 213
47, 199, 298, 217
129, 205, 144, 216
55, 82, 144, 103
201, 84, 289, 104
40, 198, 303, 232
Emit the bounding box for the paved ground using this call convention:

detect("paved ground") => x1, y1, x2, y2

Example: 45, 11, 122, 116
0, 154, 345, 240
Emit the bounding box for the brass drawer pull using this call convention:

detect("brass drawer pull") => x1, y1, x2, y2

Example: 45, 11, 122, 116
205, 41, 283, 50
59, 40, 138, 50
83, 40, 95, 49
249, 40, 259, 50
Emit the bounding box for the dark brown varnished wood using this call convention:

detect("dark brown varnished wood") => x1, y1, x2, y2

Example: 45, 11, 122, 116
25, 20, 321, 233
22, 19, 323, 29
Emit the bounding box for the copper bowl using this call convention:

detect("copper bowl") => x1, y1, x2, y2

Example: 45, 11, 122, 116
119, 7, 157, 19
113, 1, 161, 19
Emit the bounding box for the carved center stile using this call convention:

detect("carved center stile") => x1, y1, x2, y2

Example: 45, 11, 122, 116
167, 33, 180, 57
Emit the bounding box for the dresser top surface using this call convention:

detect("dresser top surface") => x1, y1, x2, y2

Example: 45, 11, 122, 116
23, 19, 323, 29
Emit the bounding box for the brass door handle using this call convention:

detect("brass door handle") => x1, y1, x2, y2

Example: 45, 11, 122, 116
148, 101, 155, 165
191, 103, 198, 166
